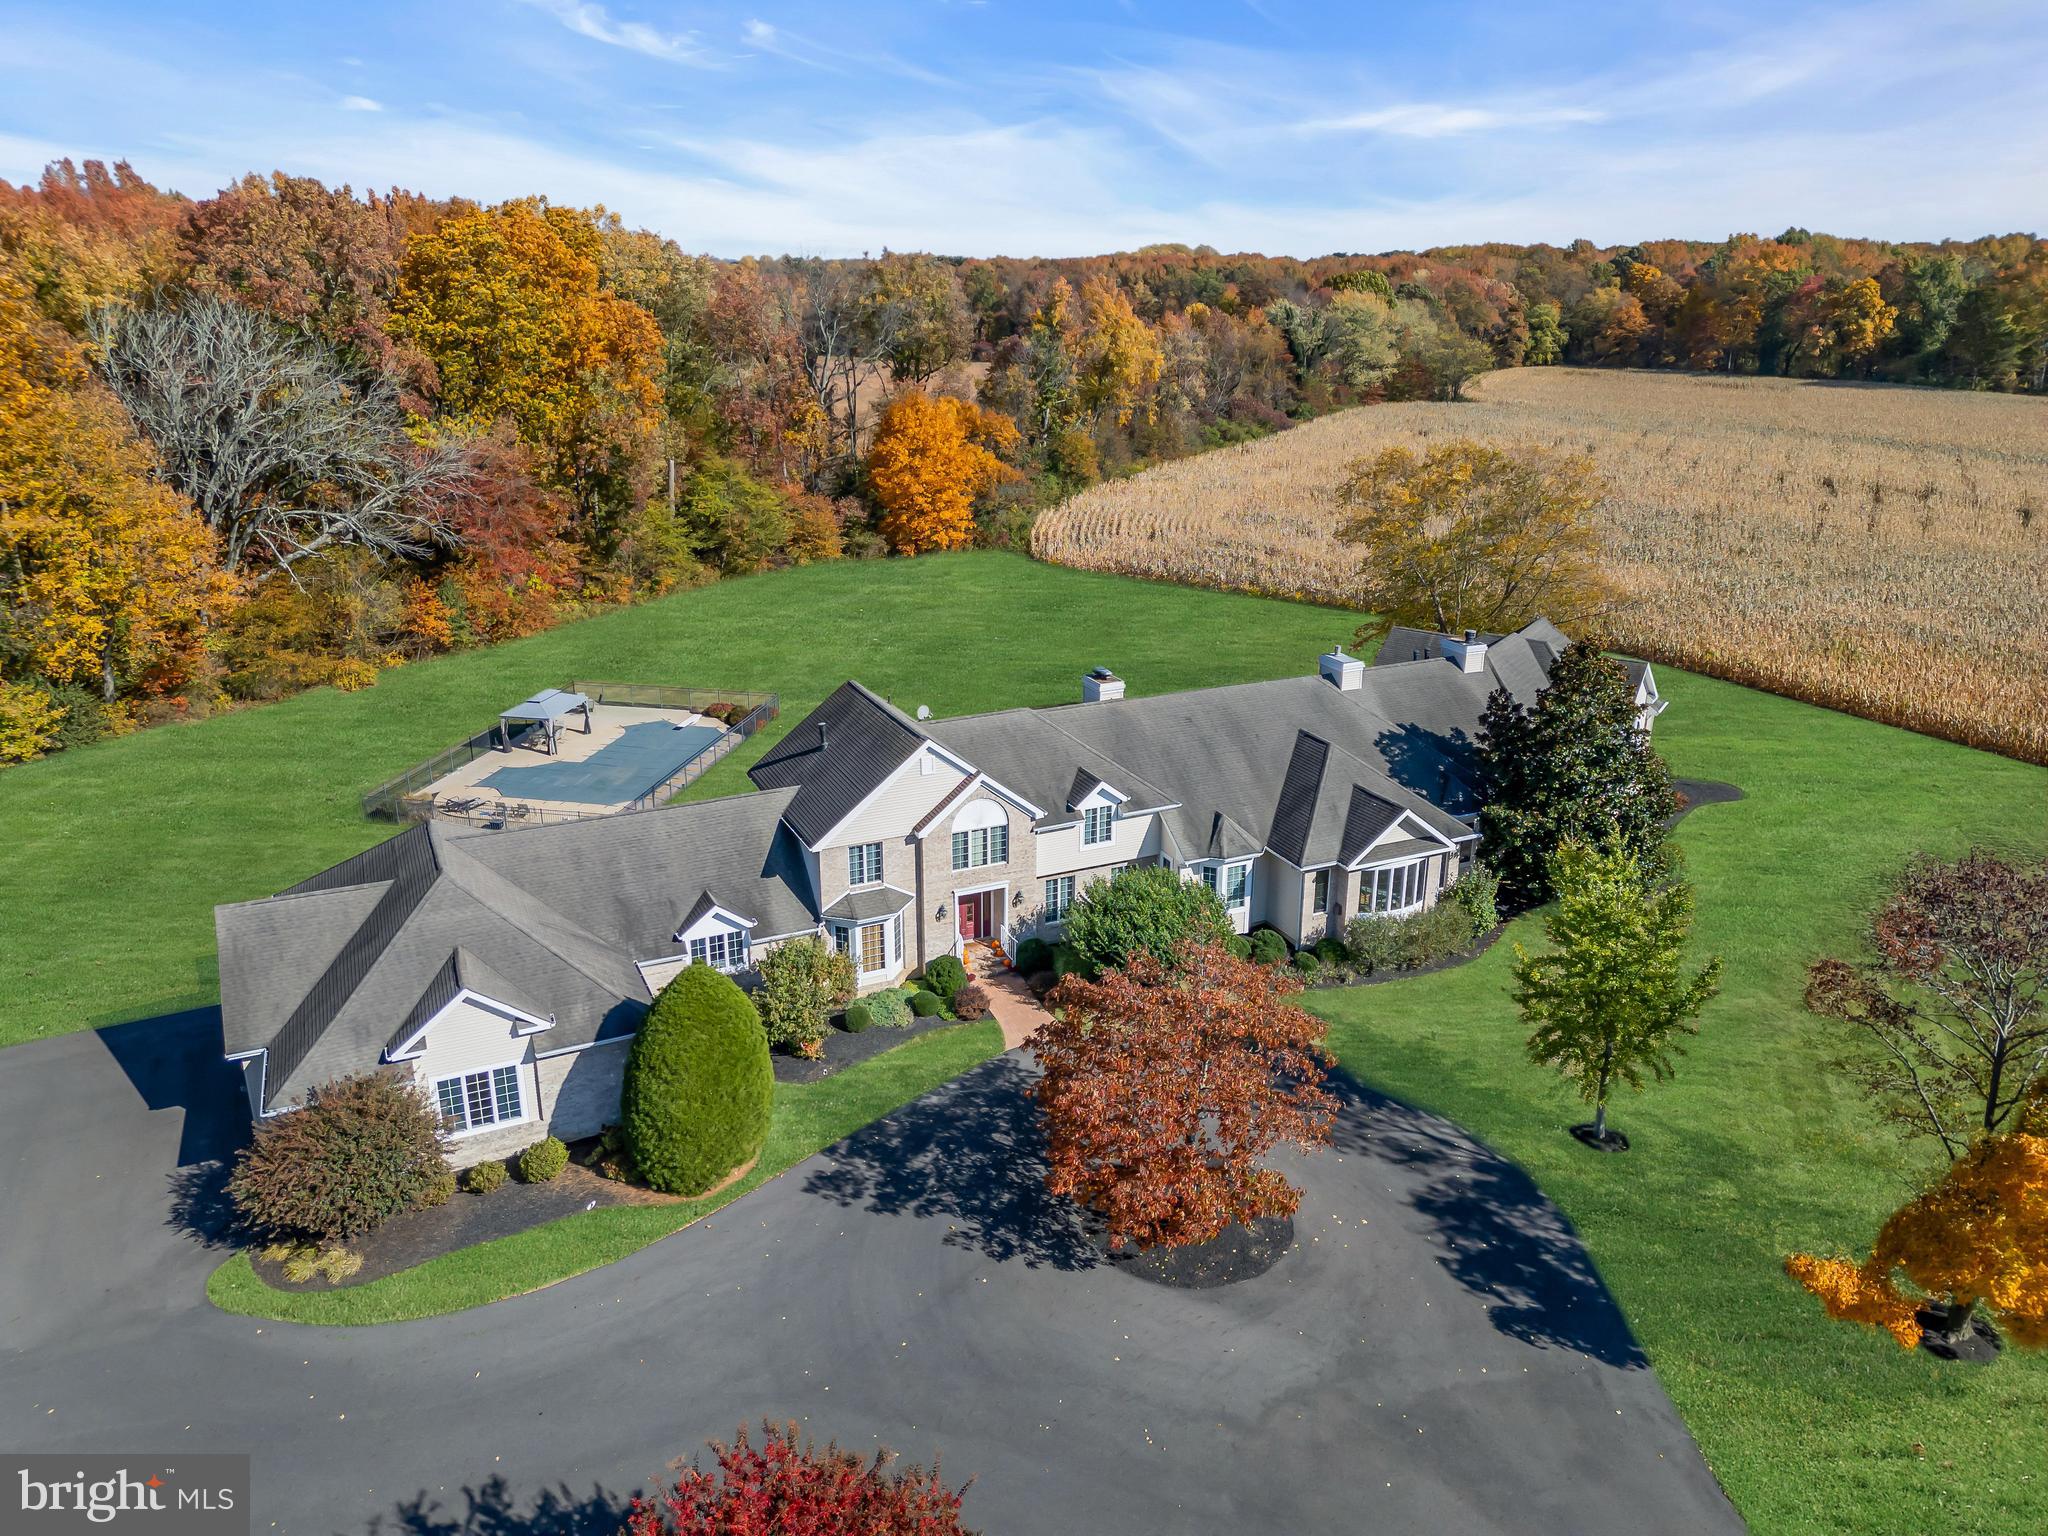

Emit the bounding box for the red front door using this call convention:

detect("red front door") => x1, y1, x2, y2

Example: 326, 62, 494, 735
958, 890, 990, 940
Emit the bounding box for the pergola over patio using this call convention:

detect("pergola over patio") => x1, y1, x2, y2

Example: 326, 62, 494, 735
498, 689, 593, 755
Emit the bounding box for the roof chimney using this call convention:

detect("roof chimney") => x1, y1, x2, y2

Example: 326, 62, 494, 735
1082, 666, 1124, 703
1441, 629, 1489, 674
1318, 645, 1364, 691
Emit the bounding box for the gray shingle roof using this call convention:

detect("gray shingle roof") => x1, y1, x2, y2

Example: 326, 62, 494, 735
822, 885, 916, 922
1266, 732, 1330, 866
748, 681, 928, 847
921, 709, 1174, 830
1338, 787, 1405, 866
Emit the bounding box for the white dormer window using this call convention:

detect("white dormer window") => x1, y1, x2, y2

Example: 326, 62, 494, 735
848, 842, 883, 887
689, 930, 750, 973
1082, 805, 1114, 846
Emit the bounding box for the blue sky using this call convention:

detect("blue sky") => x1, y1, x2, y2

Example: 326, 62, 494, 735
1, 0, 2042, 257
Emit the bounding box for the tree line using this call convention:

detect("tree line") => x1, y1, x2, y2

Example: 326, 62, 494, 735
3, 156, 2043, 762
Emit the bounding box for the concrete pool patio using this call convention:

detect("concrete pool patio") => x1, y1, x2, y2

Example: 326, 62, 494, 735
1, 1019, 1741, 1536
415, 704, 729, 820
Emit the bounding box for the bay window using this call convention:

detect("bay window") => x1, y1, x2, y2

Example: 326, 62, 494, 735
1364, 859, 1429, 914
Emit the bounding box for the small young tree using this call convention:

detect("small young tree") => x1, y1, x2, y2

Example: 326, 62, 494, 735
1804, 849, 2048, 1160
1478, 642, 1678, 903
1056, 863, 1233, 977
753, 934, 856, 1058
625, 1420, 972, 1536
227, 1071, 450, 1243
1788, 1129, 2048, 1350
1036, 942, 1336, 1251
1514, 840, 1721, 1147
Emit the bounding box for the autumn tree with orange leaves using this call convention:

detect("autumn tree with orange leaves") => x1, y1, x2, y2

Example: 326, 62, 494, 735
865, 389, 1019, 555
1788, 1127, 2048, 1352
1036, 941, 1337, 1252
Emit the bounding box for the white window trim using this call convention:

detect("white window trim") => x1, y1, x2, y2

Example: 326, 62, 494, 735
1042, 874, 1076, 924
1081, 804, 1116, 846
1223, 861, 1250, 910
1311, 867, 1330, 915
951, 821, 1010, 871
847, 841, 884, 888
385, 991, 553, 1063
430, 1058, 533, 1138
1360, 856, 1432, 917
688, 928, 752, 974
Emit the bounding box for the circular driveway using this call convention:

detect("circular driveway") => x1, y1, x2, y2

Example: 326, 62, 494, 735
0, 1013, 1742, 1535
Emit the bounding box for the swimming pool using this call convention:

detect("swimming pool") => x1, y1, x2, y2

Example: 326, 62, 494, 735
477, 719, 727, 807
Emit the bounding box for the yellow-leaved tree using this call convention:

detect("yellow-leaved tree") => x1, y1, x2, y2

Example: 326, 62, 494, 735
865, 390, 1019, 556
1076, 277, 1163, 429
1788, 1129, 2048, 1352
0, 266, 233, 721
389, 200, 662, 537
1335, 437, 1613, 642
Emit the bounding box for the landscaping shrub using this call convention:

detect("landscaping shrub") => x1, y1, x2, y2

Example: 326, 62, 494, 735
624, 965, 775, 1196
1052, 941, 1086, 979
1293, 950, 1322, 978
909, 990, 944, 1017
951, 980, 991, 1021
1225, 934, 1252, 960
1446, 862, 1502, 934
419, 1170, 457, 1207
922, 953, 968, 1002
843, 1002, 873, 1033
227, 1071, 451, 1243
1314, 935, 1346, 965
865, 987, 913, 1030
1249, 927, 1289, 967
1028, 970, 1057, 999
1059, 863, 1234, 974
1344, 913, 1409, 975
274, 1243, 363, 1285
1405, 899, 1479, 967
517, 1136, 569, 1183
463, 1158, 508, 1194
624, 1420, 970, 1536
755, 936, 856, 1057
1014, 936, 1053, 975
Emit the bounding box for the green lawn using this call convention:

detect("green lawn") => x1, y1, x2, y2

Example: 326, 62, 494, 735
1308, 666, 2048, 1536
0, 552, 1357, 1049
8, 551, 2046, 1533
208, 1021, 1003, 1325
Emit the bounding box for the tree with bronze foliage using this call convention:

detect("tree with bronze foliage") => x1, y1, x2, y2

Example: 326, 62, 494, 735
866, 389, 1019, 555
1336, 437, 1614, 643
1036, 941, 1336, 1252
1804, 850, 2048, 1160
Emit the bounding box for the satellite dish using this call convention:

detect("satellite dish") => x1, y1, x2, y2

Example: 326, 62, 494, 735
915, 704, 931, 720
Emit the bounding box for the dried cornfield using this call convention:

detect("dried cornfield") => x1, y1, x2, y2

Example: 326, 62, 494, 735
1034, 367, 2048, 765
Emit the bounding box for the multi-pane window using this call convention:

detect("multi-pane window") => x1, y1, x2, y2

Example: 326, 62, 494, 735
1043, 874, 1076, 923
435, 1065, 522, 1133
847, 842, 883, 886
891, 911, 905, 963
831, 924, 850, 956
1312, 869, 1330, 915
1224, 863, 1249, 909
1200, 865, 1219, 894
688, 929, 749, 972
1365, 859, 1427, 914
950, 824, 1009, 870
1081, 805, 1114, 846
859, 922, 886, 973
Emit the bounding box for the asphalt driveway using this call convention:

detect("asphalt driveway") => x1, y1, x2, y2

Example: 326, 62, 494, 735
0, 1012, 1742, 1535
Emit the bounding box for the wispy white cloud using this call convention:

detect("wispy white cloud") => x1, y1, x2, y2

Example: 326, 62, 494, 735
515, 0, 716, 67
338, 95, 382, 113
1300, 102, 1605, 138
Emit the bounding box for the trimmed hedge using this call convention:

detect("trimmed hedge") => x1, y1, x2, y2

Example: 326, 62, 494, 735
922, 954, 967, 1002
1013, 936, 1053, 975
843, 1002, 873, 1033
1293, 950, 1321, 977
517, 1136, 569, 1183
463, 1159, 507, 1195
623, 964, 774, 1196
866, 987, 913, 1030
1248, 927, 1289, 966
909, 990, 944, 1017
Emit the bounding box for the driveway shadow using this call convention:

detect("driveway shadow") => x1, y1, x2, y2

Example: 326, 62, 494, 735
94, 1006, 251, 1248
359, 1478, 630, 1536
1327, 1074, 1648, 1369
801, 1053, 1098, 1270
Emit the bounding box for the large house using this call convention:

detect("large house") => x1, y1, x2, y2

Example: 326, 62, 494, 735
214, 619, 1661, 1165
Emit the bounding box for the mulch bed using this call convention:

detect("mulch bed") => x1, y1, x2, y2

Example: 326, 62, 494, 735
1919, 1310, 2004, 1364
771, 1010, 964, 1084
249, 1152, 673, 1291
1570, 1123, 1632, 1152
1105, 1214, 1297, 1289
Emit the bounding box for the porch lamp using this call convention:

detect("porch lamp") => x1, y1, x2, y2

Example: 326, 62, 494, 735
935, 902, 948, 922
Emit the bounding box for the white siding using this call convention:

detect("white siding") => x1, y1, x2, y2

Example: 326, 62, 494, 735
408, 996, 541, 1081
1035, 809, 1162, 876
832, 750, 969, 846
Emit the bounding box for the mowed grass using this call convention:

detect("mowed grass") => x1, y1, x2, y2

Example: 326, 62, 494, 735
208, 1022, 1003, 1325
1308, 666, 2048, 1536
0, 552, 1360, 1049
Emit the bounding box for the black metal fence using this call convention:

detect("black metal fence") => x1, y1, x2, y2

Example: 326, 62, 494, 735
362, 682, 778, 824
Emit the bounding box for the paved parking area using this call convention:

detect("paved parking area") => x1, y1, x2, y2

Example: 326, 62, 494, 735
0, 1016, 1741, 1535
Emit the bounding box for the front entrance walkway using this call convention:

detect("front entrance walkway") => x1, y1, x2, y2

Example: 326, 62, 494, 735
967, 943, 1050, 1049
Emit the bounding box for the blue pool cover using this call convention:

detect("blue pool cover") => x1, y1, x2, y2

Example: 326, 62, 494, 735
478, 720, 726, 806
